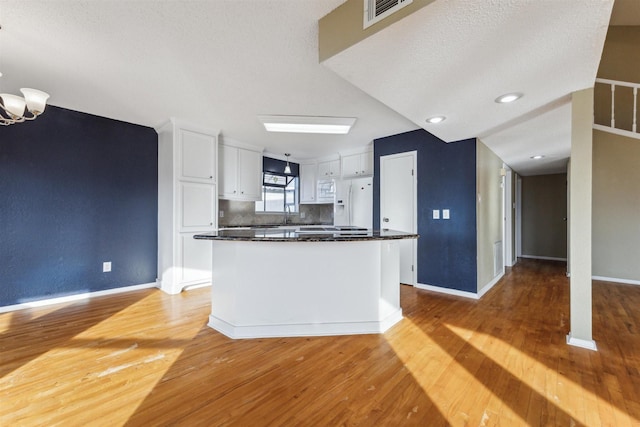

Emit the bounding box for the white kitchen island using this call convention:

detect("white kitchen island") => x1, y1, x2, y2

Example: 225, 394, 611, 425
194, 227, 418, 339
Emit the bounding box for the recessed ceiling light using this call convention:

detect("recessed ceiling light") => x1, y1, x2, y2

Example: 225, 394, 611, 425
426, 116, 446, 124
531, 155, 545, 160
495, 93, 523, 104
258, 115, 356, 134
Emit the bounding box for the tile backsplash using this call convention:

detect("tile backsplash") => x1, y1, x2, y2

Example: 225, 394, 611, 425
218, 199, 334, 227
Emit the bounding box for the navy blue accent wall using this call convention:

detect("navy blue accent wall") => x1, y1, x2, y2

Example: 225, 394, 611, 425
373, 129, 477, 292
0, 106, 158, 306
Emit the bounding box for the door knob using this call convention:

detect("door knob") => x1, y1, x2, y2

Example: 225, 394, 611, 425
383, 217, 389, 223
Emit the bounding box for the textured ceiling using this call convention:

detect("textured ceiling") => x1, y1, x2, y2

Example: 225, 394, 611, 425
0, 0, 616, 174
323, 0, 613, 175
0, 0, 416, 161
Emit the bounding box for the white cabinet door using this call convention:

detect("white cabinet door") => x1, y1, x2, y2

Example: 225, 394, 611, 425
342, 154, 362, 178
180, 182, 215, 231
180, 128, 216, 182
330, 159, 341, 177
318, 159, 340, 178
317, 161, 331, 178
361, 152, 373, 176
179, 233, 212, 285
342, 153, 372, 178
299, 163, 316, 203
219, 145, 239, 198
219, 145, 262, 201
238, 148, 262, 200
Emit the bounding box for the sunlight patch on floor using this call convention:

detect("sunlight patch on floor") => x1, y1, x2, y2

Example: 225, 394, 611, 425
386, 318, 527, 426
0, 292, 204, 426
0, 312, 14, 334
446, 324, 638, 426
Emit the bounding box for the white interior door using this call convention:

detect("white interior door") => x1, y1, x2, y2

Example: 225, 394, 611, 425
515, 175, 522, 259
504, 165, 514, 267
380, 151, 417, 285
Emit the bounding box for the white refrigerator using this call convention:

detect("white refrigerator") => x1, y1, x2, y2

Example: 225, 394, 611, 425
334, 177, 373, 228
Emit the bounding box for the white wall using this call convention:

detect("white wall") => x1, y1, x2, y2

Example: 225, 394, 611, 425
592, 130, 640, 283
476, 139, 505, 293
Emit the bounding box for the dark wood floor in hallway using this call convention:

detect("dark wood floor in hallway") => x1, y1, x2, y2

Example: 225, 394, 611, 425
1, 259, 639, 426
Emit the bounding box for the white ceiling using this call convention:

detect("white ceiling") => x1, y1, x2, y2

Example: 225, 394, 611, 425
323, 0, 614, 175
0, 0, 417, 161
0, 0, 619, 174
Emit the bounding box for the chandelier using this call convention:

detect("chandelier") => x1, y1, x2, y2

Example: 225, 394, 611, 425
0, 72, 49, 126
0, 20, 49, 126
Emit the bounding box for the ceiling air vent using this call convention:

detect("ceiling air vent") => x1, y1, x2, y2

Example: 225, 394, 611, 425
364, 0, 413, 29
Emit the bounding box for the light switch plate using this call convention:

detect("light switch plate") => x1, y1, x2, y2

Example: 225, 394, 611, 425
443, 209, 450, 219
103, 262, 112, 272
433, 209, 440, 219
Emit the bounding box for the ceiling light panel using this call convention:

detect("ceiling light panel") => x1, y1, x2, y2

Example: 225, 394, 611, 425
258, 115, 357, 134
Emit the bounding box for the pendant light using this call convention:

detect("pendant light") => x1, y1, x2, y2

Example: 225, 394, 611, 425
284, 153, 291, 175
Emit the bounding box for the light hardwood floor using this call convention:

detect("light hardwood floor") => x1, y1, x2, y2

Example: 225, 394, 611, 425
2, 259, 639, 426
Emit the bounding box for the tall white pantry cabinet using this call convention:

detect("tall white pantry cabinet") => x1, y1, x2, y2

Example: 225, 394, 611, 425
156, 119, 218, 294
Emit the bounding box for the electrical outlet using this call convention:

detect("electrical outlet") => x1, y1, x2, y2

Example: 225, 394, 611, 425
442, 209, 450, 219
300, 212, 306, 219
219, 210, 224, 218
103, 262, 112, 272
432, 209, 440, 220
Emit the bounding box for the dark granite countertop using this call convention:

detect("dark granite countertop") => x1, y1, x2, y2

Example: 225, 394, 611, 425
194, 227, 419, 242
218, 223, 332, 229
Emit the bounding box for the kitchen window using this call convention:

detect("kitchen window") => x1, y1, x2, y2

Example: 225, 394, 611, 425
255, 173, 298, 213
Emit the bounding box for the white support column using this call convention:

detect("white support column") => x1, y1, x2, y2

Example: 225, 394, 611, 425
567, 88, 597, 351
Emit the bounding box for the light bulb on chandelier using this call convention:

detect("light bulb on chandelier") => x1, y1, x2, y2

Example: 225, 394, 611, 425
0, 73, 50, 126
0, 23, 50, 126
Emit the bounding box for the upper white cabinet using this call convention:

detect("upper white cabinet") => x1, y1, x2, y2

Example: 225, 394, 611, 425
341, 151, 373, 178
299, 162, 317, 204
180, 129, 216, 181
238, 148, 262, 200
317, 159, 341, 179
156, 118, 218, 295
219, 142, 263, 201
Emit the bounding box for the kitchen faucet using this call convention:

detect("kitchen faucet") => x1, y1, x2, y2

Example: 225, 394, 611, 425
284, 204, 291, 225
